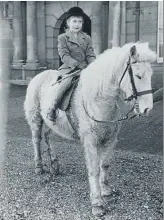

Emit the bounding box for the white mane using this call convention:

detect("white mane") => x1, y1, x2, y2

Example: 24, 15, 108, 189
81, 42, 156, 100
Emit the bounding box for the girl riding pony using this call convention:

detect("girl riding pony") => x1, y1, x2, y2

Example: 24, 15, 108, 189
47, 6, 96, 121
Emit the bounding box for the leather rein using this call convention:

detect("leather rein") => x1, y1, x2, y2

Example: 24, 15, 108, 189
83, 57, 153, 123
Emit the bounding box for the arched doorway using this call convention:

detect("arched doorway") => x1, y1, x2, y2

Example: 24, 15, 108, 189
55, 11, 91, 67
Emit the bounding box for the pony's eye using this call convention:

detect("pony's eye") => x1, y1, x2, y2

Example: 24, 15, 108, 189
135, 75, 142, 80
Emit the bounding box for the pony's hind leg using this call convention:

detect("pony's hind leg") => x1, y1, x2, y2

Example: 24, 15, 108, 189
25, 107, 44, 174
31, 117, 44, 174
44, 128, 59, 175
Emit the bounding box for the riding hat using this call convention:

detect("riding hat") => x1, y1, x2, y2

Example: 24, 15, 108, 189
66, 7, 85, 20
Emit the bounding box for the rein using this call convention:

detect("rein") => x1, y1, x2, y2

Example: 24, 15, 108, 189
83, 100, 139, 123
83, 57, 153, 123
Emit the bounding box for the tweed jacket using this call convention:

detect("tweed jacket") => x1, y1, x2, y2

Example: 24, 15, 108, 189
58, 30, 96, 74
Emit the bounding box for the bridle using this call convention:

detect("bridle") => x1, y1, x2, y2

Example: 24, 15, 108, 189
83, 57, 153, 123
119, 57, 153, 102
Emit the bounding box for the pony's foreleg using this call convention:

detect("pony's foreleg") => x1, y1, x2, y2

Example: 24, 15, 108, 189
44, 128, 59, 175
99, 139, 117, 198
83, 136, 106, 217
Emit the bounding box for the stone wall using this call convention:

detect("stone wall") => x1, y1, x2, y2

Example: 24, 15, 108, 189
6, 1, 163, 87
126, 1, 163, 90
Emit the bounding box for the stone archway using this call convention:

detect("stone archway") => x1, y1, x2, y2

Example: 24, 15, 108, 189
53, 11, 91, 68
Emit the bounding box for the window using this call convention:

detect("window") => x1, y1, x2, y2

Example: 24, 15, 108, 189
157, 1, 163, 62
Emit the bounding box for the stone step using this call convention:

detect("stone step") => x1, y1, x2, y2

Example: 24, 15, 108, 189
9, 79, 31, 85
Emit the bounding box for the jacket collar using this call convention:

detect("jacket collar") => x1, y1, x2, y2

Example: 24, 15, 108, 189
66, 30, 86, 45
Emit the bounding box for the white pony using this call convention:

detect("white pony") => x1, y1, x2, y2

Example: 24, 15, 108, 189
24, 42, 156, 217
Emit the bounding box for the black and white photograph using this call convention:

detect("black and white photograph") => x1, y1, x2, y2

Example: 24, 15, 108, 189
0, 1, 163, 219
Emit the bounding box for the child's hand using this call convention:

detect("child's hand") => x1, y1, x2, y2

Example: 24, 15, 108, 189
77, 63, 87, 70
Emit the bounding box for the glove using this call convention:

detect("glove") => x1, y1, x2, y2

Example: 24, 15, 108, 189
76, 62, 87, 70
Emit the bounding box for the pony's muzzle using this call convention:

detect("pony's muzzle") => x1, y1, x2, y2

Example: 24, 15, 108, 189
144, 108, 149, 114
138, 107, 152, 116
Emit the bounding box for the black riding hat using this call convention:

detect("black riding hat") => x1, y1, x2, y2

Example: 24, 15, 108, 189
66, 7, 85, 20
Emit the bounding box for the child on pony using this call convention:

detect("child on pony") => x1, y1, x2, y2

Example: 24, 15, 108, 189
47, 6, 96, 121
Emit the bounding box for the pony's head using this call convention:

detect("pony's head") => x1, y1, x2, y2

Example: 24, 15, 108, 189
81, 42, 156, 117
119, 42, 157, 116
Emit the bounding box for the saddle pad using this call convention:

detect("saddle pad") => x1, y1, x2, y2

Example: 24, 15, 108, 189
58, 78, 79, 111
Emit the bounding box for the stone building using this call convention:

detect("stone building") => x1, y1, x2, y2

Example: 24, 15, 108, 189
2, 1, 163, 89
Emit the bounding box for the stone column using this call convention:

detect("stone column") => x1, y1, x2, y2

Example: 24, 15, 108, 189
112, 2, 121, 47
12, 2, 24, 67
108, 2, 121, 48
91, 2, 103, 55
0, 2, 11, 174
120, 2, 126, 46
36, 2, 46, 66
26, 1, 39, 67
102, 2, 109, 52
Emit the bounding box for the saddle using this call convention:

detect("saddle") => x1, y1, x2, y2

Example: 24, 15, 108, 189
58, 77, 79, 111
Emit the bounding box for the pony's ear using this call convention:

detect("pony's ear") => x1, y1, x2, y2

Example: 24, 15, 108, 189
130, 45, 138, 61
130, 45, 136, 57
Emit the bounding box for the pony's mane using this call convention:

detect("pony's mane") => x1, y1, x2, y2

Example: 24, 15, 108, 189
81, 42, 156, 100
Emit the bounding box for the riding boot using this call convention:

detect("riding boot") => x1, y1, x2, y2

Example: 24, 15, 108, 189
46, 76, 73, 122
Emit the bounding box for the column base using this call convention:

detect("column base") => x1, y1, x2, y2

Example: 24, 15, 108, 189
24, 60, 41, 69
12, 60, 24, 68
10, 65, 47, 83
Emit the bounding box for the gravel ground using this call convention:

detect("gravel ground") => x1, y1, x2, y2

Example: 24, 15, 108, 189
0, 85, 163, 220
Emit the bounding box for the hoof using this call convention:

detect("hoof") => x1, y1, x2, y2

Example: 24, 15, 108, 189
35, 166, 43, 175
50, 159, 59, 175
102, 190, 120, 205
102, 195, 112, 205
92, 206, 106, 218
101, 189, 112, 198
50, 166, 59, 175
